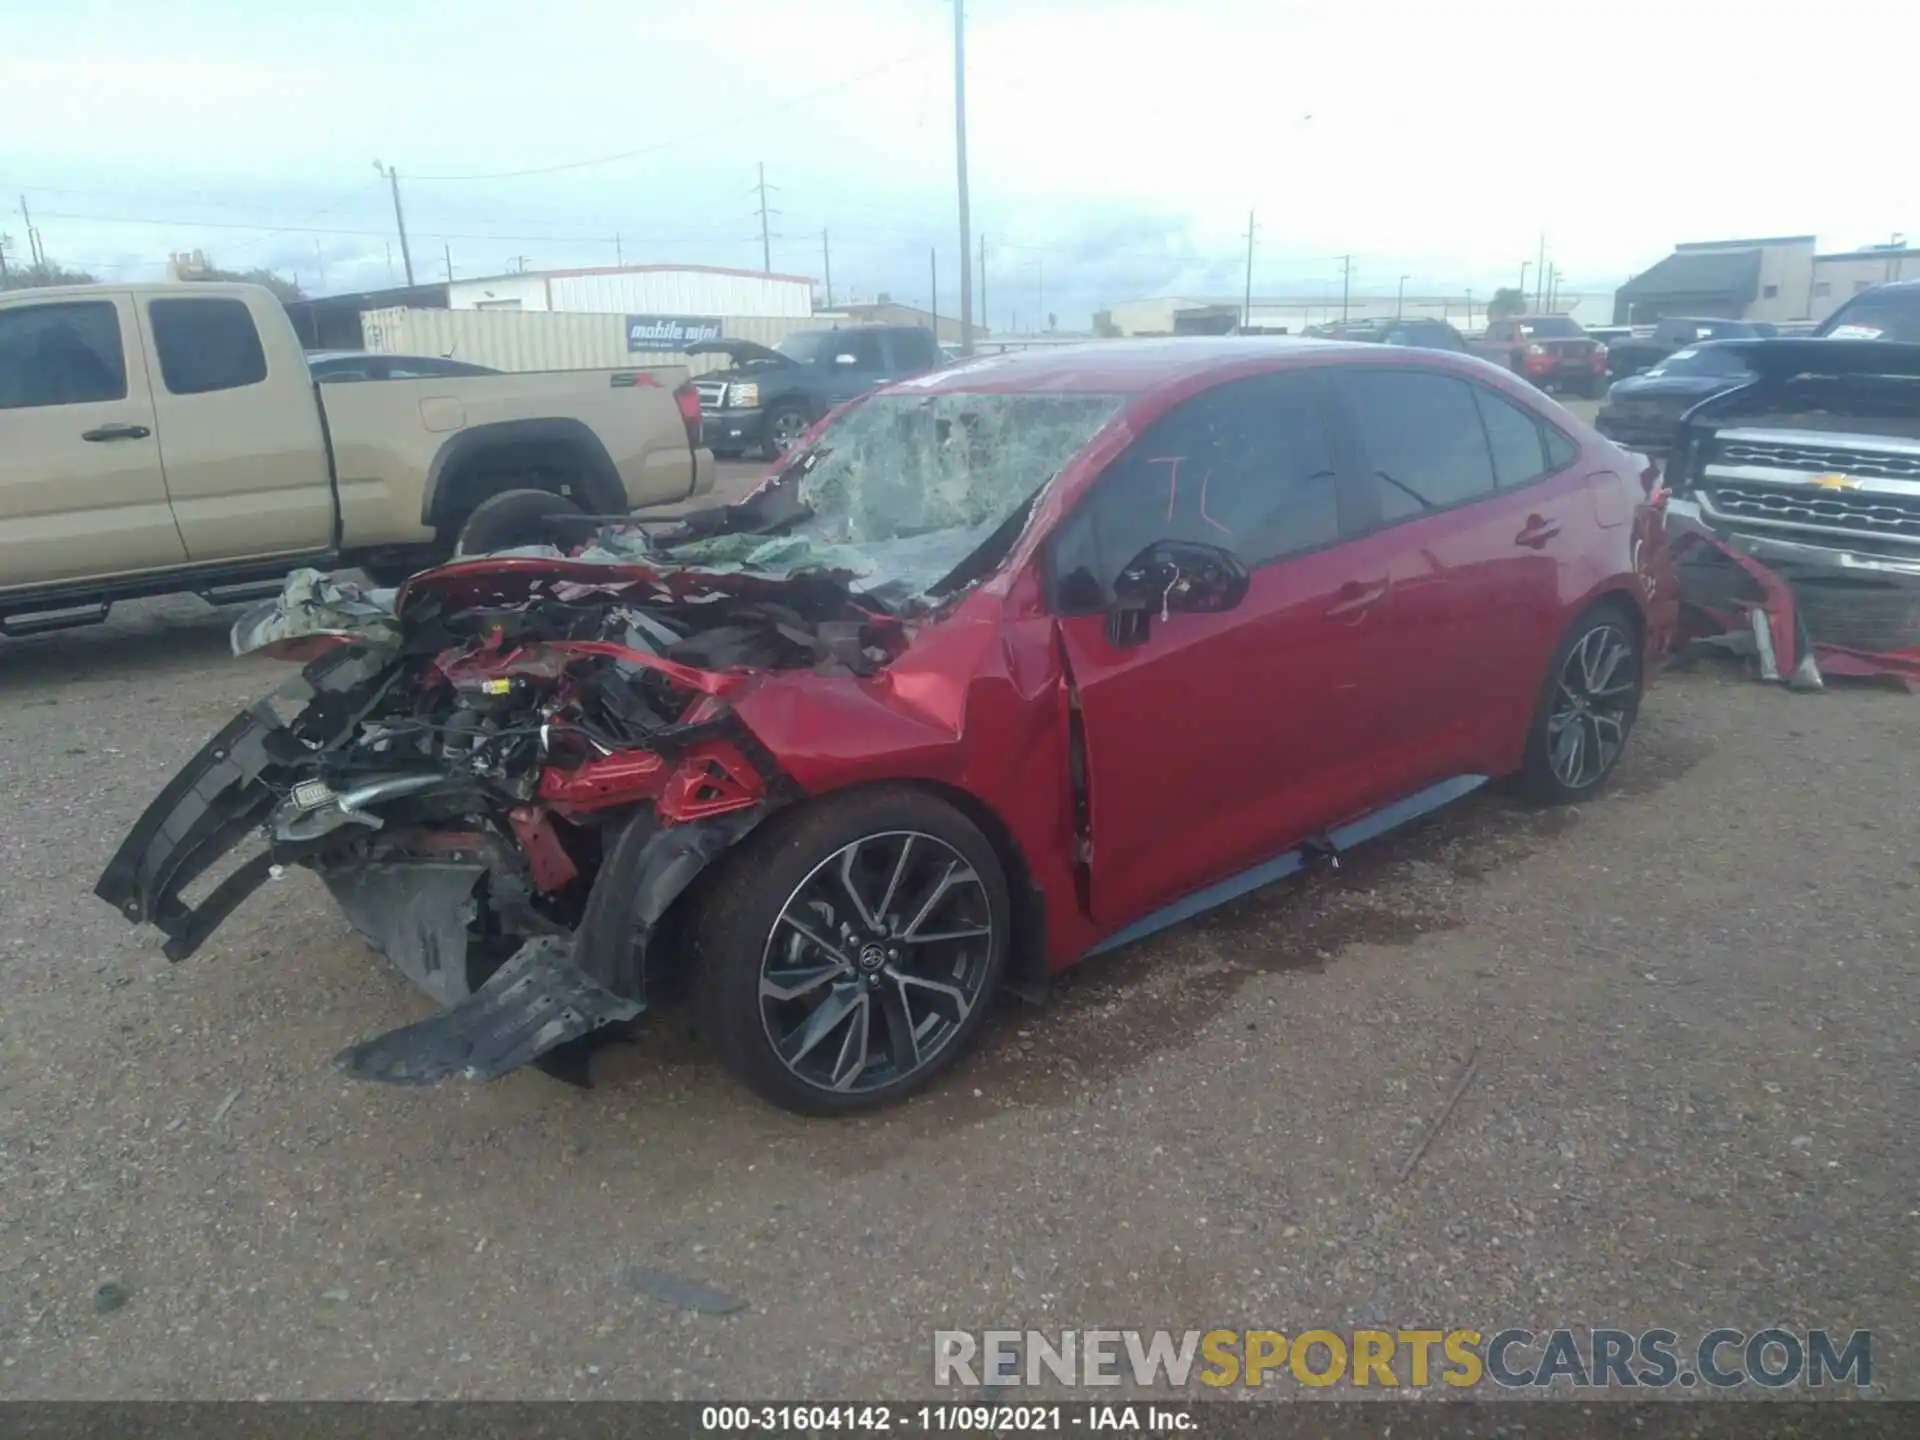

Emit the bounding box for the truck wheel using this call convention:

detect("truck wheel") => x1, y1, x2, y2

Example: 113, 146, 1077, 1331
452, 489, 589, 558
760, 404, 810, 461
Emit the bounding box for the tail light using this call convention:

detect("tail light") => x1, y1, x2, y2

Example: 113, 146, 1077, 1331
672, 381, 702, 449
1591, 344, 1609, 370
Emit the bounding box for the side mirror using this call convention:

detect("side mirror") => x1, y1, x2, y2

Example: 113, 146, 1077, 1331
1105, 540, 1249, 646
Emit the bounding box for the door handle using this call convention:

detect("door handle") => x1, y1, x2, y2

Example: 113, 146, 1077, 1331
82, 423, 152, 442
1325, 578, 1388, 620
1514, 513, 1561, 548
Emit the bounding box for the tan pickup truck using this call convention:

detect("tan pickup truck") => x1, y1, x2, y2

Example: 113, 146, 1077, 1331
0, 281, 715, 635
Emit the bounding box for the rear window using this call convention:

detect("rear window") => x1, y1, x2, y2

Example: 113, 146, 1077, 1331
0, 301, 128, 409
149, 298, 268, 395
1644, 346, 1755, 379
1518, 316, 1585, 339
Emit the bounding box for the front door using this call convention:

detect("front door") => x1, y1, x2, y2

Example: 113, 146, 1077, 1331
0, 294, 186, 590
821, 329, 889, 406
1047, 371, 1396, 929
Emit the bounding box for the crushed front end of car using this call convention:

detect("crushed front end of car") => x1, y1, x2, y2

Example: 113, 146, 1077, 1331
95, 549, 903, 1085
1663, 338, 1920, 689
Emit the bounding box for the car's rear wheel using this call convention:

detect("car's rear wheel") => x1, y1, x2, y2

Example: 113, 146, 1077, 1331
1517, 603, 1643, 803
452, 488, 589, 558
693, 787, 1010, 1115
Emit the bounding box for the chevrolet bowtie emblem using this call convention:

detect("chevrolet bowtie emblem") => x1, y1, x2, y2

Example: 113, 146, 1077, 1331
1810, 472, 1862, 491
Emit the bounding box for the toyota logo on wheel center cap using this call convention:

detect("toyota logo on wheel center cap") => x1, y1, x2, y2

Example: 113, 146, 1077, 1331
857, 942, 888, 973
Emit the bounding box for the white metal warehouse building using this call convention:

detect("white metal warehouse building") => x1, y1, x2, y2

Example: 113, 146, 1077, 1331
447, 263, 816, 317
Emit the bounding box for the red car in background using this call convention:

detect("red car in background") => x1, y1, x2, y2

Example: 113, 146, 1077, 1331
1471, 314, 1610, 397
100, 338, 1677, 1115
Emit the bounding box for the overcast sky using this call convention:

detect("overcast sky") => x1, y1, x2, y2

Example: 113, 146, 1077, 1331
3, 0, 1911, 326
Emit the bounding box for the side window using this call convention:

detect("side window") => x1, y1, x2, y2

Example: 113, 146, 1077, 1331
1544, 427, 1578, 470
149, 298, 268, 395
0, 301, 128, 409
1051, 374, 1340, 605
834, 331, 886, 370
1339, 370, 1495, 522
886, 330, 940, 373
1473, 386, 1551, 489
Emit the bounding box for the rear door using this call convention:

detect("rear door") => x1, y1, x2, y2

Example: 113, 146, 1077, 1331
882, 329, 941, 382
0, 294, 186, 589
1332, 367, 1584, 770
1049, 371, 1397, 926
138, 294, 335, 561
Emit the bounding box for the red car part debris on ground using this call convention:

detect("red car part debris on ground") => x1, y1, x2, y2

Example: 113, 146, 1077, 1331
97, 338, 1677, 1114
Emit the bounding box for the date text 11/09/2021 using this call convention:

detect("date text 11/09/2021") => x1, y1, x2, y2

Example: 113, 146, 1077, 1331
701, 1407, 1184, 1432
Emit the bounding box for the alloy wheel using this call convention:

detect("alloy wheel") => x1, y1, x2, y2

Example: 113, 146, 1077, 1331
770, 410, 809, 451
1546, 623, 1638, 789
758, 830, 996, 1094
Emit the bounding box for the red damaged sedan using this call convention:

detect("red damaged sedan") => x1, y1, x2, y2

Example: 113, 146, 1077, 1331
97, 338, 1677, 1114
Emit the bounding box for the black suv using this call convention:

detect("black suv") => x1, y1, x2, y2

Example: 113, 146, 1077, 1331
689, 325, 942, 459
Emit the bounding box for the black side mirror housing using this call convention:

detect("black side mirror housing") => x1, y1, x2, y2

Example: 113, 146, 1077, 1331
1104, 540, 1249, 646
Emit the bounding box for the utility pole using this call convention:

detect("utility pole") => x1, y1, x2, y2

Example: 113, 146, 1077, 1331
1242, 209, 1256, 329
953, 0, 975, 355
1519, 260, 1531, 308
978, 234, 988, 339
1466, 288, 1474, 329
1397, 274, 1409, 318
444, 240, 454, 282
929, 248, 938, 341
19, 195, 44, 267
372, 162, 415, 286
1534, 233, 1546, 310
755, 162, 773, 274
313, 238, 327, 293
615, 233, 623, 265
823, 229, 834, 307
1340, 255, 1353, 321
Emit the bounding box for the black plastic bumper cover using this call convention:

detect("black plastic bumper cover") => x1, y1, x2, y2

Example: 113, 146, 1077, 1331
93, 648, 391, 960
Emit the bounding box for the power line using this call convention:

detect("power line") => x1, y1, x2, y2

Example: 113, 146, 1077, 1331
408, 51, 928, 182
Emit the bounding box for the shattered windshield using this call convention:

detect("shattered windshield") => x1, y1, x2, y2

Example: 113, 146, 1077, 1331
668, 390, 1127, 599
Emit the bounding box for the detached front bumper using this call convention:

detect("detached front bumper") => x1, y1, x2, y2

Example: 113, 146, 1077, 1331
1667, 498, 1920, 686
699, 405, 765, 453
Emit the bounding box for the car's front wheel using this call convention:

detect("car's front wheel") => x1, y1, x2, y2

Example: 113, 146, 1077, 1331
693, 787, 1011, 1114
1517, 603, 1643, 803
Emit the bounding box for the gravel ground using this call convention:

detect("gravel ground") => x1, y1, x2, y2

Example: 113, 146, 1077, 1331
4, 428, 1917, 1400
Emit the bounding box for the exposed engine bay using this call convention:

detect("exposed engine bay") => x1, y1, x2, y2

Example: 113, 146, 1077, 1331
95, 552, 905, 1086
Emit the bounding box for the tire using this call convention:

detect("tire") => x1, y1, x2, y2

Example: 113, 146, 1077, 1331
1516, 602, 1644, 804
692, 786, 1012, 1115
759, 403, 810, 461
452, 488, 588, 558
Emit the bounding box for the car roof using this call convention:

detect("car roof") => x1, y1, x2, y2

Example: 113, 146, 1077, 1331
0, 280, 262, 303
888, 336, 1384, 395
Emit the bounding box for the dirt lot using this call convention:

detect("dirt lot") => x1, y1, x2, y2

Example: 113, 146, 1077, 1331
4, 429, 1918, 1400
